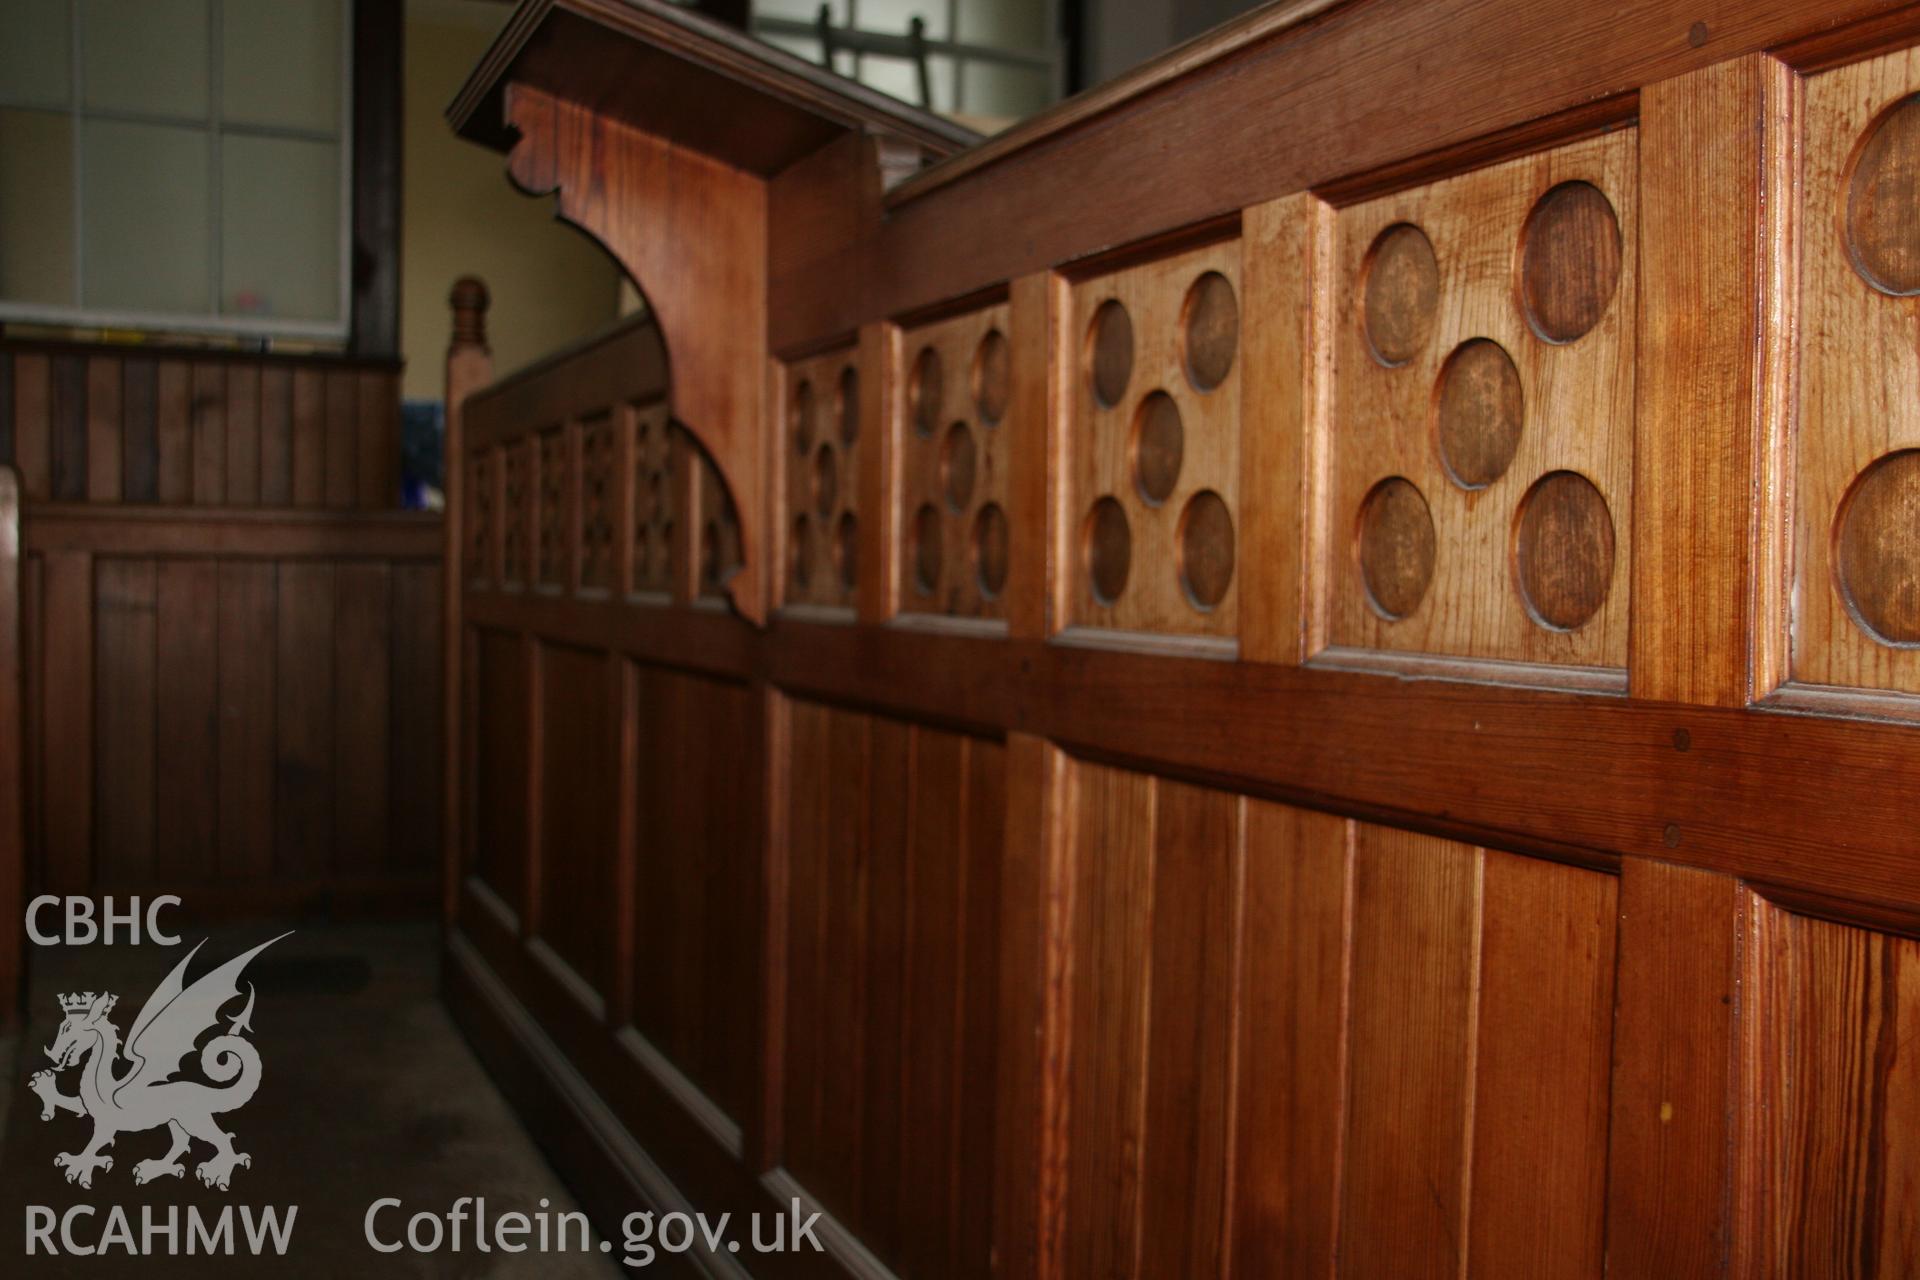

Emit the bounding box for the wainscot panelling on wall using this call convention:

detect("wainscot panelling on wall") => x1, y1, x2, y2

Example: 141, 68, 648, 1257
434, 2, 1920, 1277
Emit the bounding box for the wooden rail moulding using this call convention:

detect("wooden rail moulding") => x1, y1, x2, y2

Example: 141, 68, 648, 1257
437, 1, 1920, 1277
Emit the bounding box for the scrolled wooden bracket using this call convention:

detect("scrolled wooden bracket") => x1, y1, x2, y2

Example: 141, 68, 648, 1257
499, 83, 769, 624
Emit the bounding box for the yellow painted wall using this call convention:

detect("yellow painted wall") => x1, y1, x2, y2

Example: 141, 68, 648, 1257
401, 0, 622, 401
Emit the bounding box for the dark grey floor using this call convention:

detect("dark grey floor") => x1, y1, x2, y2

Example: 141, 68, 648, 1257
0, 921, 622, 1278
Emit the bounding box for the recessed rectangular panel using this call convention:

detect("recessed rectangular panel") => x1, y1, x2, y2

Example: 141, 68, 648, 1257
779, 344, 860, 609
1327, 131, 1636, 672
1796, 51, 1920, 698
898, 301, 1012, 619
1750, 902, 1920, 1271
1065, 238, 1242, 637
536, 644, 616, 997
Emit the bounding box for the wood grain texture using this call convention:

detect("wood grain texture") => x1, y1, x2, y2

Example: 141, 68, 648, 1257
1230, 803, 1349, 1277
190, 364, 226, 506
1636, 55, 1795, 705
1467, 850, 1615, 1277
1606, 858, 1742, 1278
1241, 194, 1331, 664
92, 558, 156, 889
155, 560, 219, 882
1747, 902, 1920, 1275
49, 356, 85, 503
38, 550, 91, 893
216, 561, 275, 880
275, 562, 336, 879
85, 358, 121, 502
1338, 825, 1481, 1278
157, 362, 192, 505
775, 701, 1003, 1277
895, 302, 1014, 621
13, 355, 50, 499
779, 344, 861, 611
1065, 237, 1242, 638
1796, 47, 1920, 698
498, 84, 768, 622
431, 7, 1920, 1276
1329, 129, 1635, 672
535, 642, 618, 1001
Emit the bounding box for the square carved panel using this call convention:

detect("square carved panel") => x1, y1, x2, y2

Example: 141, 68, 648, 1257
1325, 130, 1636, 675
898, 301, 1012, 620
1065, 238, 1242, 639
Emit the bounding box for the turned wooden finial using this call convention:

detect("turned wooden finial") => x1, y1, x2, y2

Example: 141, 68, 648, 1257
450, 276, 491, 349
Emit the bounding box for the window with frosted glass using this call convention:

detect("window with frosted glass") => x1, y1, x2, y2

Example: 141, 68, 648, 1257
0, 0, 349, 337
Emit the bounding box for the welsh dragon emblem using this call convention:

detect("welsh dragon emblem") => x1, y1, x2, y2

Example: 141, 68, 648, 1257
27, 934, 288, 1191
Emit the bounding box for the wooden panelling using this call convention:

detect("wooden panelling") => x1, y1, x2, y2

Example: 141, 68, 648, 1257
433, 7, 1920, 1280
896, 302, 1013, 621
629, 403, 676, 596
780, 344, 862, 611
471, 629, 531, 917
629, 666, 760, 1127
1050, 762, 1616, 1280
0, 342, 403, 510
1794, 47, 1920, 701
694, 438, 745, 600
1064, 237, 1243, 639
778, 699, 1004, 1278
25, 513, 439, 912
1748, 902, 1920, 1273
535, 643, 618, 1001
1327, 130, 1635, 675
155, 560, 220, 881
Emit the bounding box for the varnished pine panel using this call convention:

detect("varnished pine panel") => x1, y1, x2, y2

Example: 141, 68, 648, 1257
628, 664, 760, 1127
1795, 48, 1920, 700
779, 344, 863, 611
1327, 130, 1635, 674
896, 302, 1014, 621
1064, 238, 1243, 638
535, 643, 618, 1002
472, 629, 531, 917
1749, 903, 1920, 1275
779, 699, 1004, 1279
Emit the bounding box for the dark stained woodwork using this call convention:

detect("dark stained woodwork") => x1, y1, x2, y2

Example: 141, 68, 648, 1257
0, 341, 404, 511
22, 509, 439, 915
350, 0, 404, 359
435, 4, 1920, 1279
